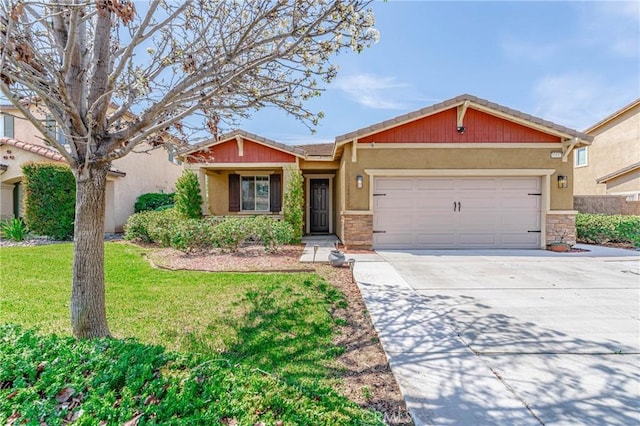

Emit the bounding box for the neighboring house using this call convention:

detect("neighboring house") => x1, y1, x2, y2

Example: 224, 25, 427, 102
182, 94, 592, 249
0, 103, 182, 232
574, 98, 640, 200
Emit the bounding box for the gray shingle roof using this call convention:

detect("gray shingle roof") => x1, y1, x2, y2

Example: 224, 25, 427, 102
295, 143, 334, 156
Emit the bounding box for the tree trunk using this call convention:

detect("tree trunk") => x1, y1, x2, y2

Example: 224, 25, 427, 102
71, 162, 111, 338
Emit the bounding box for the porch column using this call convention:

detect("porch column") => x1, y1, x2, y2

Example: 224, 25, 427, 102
197, 169, 208, 216
0, 183, 14, 220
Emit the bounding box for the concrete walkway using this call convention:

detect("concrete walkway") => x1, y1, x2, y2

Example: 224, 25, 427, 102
299, 235, 384, 263
352, 245, 640, 425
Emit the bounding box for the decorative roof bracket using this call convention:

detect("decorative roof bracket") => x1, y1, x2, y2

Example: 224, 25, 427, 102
235, 135, 244, 157
561, 137, 580, 163
457, 100, 470, 128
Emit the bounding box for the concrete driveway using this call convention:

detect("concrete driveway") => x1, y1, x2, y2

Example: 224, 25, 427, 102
352, 245, 640, 425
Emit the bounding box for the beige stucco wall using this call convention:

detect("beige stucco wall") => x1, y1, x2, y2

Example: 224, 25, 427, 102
1, 105, 181, 231
110, 145, 180, 231
342, 144, 574, 211
606, 170, 640, 195
574, 105, 640, 196
206, 171, 230, 215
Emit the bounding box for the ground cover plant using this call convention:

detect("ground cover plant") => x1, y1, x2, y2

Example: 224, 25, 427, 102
576, 213, 640, 247
0, 243, 385, 425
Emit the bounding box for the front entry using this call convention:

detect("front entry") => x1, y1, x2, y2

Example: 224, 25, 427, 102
310, 179, 329, 233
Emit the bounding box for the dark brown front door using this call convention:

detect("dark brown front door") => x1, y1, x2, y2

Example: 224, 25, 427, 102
310, 179, 329, 233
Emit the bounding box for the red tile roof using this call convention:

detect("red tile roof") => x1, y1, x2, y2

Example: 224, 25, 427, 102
0, 137, 66, 161
0, 137, 126, 177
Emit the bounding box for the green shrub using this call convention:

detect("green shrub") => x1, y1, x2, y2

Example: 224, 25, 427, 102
576, 213, 640, 246
175, 170, 203, 219
133, 192, 175, 213
283, 166, 304, 243
251, 215, 295, 251
22, 162, 75, 240
212, 217, 251, 251
169, 217, 218, 252
0, 218, 28, 241
126, 212, 296, 252
124, 208, 181, 246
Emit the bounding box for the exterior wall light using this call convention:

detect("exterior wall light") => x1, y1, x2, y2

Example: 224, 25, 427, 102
456, 126, 466, 134
356, 175, 363, 189
557, 175, 568, 189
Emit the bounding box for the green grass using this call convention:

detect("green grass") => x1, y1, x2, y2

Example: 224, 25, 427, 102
0, 243, 384, 425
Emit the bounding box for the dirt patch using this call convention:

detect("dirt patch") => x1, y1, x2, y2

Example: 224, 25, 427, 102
145, 245, 312, 272
316, 264, 414, 425
145, 244, 414, 425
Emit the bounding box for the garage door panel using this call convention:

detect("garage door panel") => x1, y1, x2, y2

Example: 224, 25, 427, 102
501, 232, 540, 246
374, 232, 416, 248
501, 177, 540, 190
375, 178, 414, 191
373, 176, 542, 249
457, 178, 499, 190
416, 178, 456, 190
500, 215, 540, 228
417, 233, 455, 246
501, 197, 540, 209
459, 233, 498, 246
416, 196, 453, 210
416, 215, 455, 227
375, 197, 414, 210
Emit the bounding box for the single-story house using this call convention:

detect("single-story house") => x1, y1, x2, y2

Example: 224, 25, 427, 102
0, 103, 182, 232
181, 94, 593, 249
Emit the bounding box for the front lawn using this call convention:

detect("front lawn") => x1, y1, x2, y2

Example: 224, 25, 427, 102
0, 243, 384, 425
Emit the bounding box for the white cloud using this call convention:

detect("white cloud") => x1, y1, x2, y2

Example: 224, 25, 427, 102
333, 73, 410, 110
532, 72, 635, 130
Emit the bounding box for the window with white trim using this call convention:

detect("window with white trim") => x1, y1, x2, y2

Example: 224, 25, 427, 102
43, 114, 68, 147
0, 114, 14, 138
241, 176, 269, 211
574, 146, 588, 167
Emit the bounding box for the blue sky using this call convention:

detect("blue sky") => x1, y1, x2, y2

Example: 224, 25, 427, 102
240, 0, 640, 145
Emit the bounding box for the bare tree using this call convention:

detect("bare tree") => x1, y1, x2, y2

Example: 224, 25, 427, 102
0, 0, 377, 338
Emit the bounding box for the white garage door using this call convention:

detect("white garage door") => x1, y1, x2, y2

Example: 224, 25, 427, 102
373, 177, 542, 249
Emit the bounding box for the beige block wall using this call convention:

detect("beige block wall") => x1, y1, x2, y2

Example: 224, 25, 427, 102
574, 106, 640, 195
574, 195, 640, 215
342, 144, 574, 211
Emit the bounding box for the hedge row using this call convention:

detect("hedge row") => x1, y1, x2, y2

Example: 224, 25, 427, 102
576, 213, 640, 247
133, 192, 175, 213
22, 162, 75, 240
124, 209, 294, 252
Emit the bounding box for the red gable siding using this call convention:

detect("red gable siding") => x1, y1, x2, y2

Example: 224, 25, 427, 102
187, 139, 297, 163
358, 108, 561, 144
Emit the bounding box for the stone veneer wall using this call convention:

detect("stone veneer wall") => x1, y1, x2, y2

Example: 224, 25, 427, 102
341, 213, 373, 249
546, 212, 577, 246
